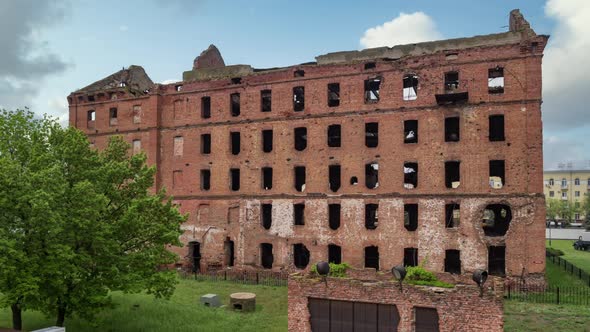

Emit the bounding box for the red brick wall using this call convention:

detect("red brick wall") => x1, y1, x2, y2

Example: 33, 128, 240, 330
288, 275, 504, 332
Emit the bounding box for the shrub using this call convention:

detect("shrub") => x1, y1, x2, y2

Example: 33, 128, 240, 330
311, 262, 350, 278
546, 247, 565, 256
403, 265, 454, 288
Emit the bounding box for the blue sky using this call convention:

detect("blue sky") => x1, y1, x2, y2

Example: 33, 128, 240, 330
1, 0, 588, 169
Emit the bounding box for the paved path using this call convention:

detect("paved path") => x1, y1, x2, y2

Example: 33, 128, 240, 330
546, 228, 590, 240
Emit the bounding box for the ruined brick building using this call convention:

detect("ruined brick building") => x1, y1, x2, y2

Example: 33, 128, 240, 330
69, 9, 547, 281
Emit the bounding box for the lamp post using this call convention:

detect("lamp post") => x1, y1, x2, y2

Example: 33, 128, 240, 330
392, 265, 407, 291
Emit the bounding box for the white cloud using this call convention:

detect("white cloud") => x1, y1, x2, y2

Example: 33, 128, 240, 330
161, 79, 180, 85
360, 12, 442, 49
542, 0, 590, 129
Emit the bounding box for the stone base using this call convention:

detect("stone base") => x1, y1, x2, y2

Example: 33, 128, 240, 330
229, 292, 256, 312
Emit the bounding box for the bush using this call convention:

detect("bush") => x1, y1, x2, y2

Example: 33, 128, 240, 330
546, 247, 565, 256
403, 266, 454, 288
311, 262, 350, 278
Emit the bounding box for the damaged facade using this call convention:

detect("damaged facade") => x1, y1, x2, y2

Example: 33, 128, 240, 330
68, 10, 547, 282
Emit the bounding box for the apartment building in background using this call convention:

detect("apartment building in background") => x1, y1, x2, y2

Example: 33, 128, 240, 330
544, 160, 590, 221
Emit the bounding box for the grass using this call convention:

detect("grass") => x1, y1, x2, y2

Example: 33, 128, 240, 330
504, 301, 590, 332
547, 239, 590, 274
0, 278, 287, 332
546, 257, 590, 288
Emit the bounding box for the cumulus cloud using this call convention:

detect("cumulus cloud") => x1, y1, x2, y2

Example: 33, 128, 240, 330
542, 0, 590, 130
0, 1, 69, 110
360, 12, 442, 49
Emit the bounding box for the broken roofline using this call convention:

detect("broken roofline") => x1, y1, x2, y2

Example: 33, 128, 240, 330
182, 9, 547, 82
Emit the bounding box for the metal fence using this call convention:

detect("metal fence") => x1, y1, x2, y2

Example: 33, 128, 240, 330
506, 282, 590, 305
183, 269, 288, 287
546, 251, 590, 287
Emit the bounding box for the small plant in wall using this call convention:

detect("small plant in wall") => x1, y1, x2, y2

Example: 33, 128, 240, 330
311, 262, 351, 278
404, 265, 454, 288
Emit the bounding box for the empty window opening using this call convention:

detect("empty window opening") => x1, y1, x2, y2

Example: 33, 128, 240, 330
489, 115, 505, 141
231, 77, 242, 84
488, 246, 506, 276
230, 168, 240, 191
261, 243, 273, 269
294, 127, 307, 151
444, 71, 459, 92
482, 204, 512, 236
403, 74, 418, 101
364, 246, 379, 270
445, 117, 460, 142
489, 160, 505, 189
365, 122, 378, 148
230, 132, 240, 155
294, 243, 310, 269
294, 203, 305, 225
224, 238, 235, 267
262, 167, 273, 190
350, 176, 358, 185
445, 203, 460, 228
404, 247, 418, 267
328, 204, 341, 230
261, 204, 272, 229
261, 89, 272, 112
88, 95, 95, 102
262, 129, 273, 153
175, 84, 183, 92
365, 204, 379, 230
488, 67, 504, 94
230, 93, 240, 116
366, 162, 379, 189
328, 244, 342, 264
201, 134, 211, 154
404, 204, 418, 231
364, 62, 376, 70
109, 107, 118, 126
445, 161, 461, 188
445, 53, 459, 60
294, 69, 305, 77
575, 178, 580, 186
364, 77, 381, 103
327, 124, 341, 147
328, 83, 340, 107
293, 86, 305, 112
189, 241, 201, 272
200, 169, 211, 190
329, 165, 341, 192
404, 120, 418, 143
87, 110, 96, 121
295, 166, 306, 192
444, 249, 461, 274
173, 136, 184, 157
201, 96, 211, 119
404, 162, 418, 189
415, 307, 439, 332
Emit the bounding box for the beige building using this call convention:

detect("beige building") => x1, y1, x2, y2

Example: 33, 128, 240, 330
544, 161, 590, 221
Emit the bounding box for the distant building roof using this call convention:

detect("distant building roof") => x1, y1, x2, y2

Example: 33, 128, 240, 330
545, 160, 590, 172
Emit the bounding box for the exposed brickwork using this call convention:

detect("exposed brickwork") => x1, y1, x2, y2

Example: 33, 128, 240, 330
68, 10, 548, 282
288, 272, 504, 332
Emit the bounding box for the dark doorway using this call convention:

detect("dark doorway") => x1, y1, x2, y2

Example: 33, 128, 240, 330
328, 83, 340, 107
404, 204, 418, 231
415, 307, 439, 332
404, 247, 418, 267
261, 89, 272, 112
189, 241, 201, 272
364, 246, 379, 270
230, 132, 240, 155
294, 203, 305, 225
230, 168, 240, 191
261, 203, 272, 229
262, 129, 273, 153
365, 204, 378, 230
230, 93, 240, 116
294, 127, 307, 151
404, 120, 418, 143
329, 165, 341, 192
488, 246, 506, 276
294, 166, 306, 192
366, 162, 379, 189
328, 244, 342, 264
224, 238, 235, 267
327, 124, 341, 147
404, 162, 418, 189
294, 243, 310, 269
365, 122, 378, 148
329, 204, 341, 230
293, 86, 305, 112
445, 203, 460, 228
489, 160, 505, 188
445, 161, 461, 188
444, 249, 461, 274
489, 115, 505, 141
445, 117, 460, 142
262, 167, 273, 190
261, 243, 273, 269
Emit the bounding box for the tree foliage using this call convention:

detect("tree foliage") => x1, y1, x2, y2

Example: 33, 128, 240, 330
0, 109, 185, 329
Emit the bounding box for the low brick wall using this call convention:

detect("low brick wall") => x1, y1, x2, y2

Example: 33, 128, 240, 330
288, 274, 504, 332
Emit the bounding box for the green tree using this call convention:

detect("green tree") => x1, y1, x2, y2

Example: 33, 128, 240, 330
0, 109, 185, 328
546, 198, 561, 221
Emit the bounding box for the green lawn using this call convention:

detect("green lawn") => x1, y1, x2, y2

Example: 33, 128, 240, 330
546, 258, 590, 288
504, 300, 590, 332
547, 239, 590, 274
0, 278, 287, 332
